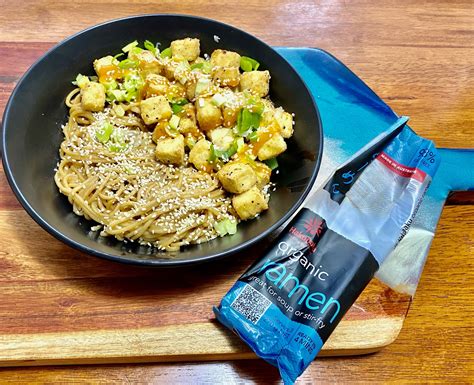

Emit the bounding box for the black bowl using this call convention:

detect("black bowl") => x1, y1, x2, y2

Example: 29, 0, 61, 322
1, 15, 322, 266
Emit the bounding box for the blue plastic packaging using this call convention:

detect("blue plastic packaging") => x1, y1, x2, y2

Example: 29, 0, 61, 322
214, 117, 440, 384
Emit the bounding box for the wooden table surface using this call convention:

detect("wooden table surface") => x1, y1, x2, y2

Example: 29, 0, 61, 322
0, 0, 473, 383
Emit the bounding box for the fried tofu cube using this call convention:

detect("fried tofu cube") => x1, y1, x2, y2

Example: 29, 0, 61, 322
211, 67, 240, 87
93, 55, 114, 76
217, 163, 257, 194
81, 82, 106, 112
170, 38, 200, 61
209, 128, 234, 151
257, 134, 287, 161
152, 120, 169, 143
185, 79, 197, 100
140, 95, 172, 125
240, 70, 270, 97
189, 139, 211, 171
222, 106, 239, 127
254, 161, 272, 188
196, 98, 222, 131
210, 49, 241, 68
275, 109, 294, 138
155, 135, 185, 166
145, 74, 169, 97
166, 82, 187, 101
134, 50, 162, 76
232, 186, 268, 220
178, 117, 198, 135
163, 57, 190, 83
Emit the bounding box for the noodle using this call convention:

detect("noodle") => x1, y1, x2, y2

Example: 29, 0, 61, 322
55, 89, 236, 251
55, 38, 294, 252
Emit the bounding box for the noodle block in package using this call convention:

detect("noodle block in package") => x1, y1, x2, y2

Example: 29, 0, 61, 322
214, 117, 440, 384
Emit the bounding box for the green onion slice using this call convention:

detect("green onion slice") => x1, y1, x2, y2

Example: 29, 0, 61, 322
264, 157, 279, 170
240, 56, 260, 72
122, 40, 139, 53
96, 122, 114, 143
236, 108, 261, 136
214, 218, 237, 237
160, 47, 172, 58
144, 40, 157, 55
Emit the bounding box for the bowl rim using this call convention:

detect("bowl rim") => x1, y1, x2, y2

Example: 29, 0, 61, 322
1, 14, 323, 267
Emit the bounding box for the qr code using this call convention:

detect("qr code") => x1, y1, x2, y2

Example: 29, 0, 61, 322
231, 284, 272, 324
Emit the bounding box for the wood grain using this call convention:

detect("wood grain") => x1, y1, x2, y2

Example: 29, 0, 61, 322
0, 205, 471, 382
0, 0, 472, 383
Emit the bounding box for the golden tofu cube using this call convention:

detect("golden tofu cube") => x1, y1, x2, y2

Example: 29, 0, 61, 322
257, 134, 287, 161
145, 74, 169, 98
81, 82, 105, 112
240, 70, 270, 97
209, 127, 234, 151
222, 106, 239, 127
254, 161, 272, 188
133, 50, 162, 76
93, 55, 114, 76
275, 109, 294, 138
163, 57, 190, 83
170, 38, 200, 61
210, 49, 241, 68
189, 139, 212, 171
186, 79, 197, 100
212, 67, 240, 87
217, 162, 257, 194
152, 120, 169, 143
155, 135, 185, 166
140, 95, 172, 125
179, 117, 198, 135
196, 98, 222, 131
232, 186, 268, 220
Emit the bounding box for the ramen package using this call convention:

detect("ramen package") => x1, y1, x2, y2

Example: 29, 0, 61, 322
214, 116, 440, 384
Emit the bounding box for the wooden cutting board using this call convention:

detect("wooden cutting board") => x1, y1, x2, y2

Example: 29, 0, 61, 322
0, 163, 412, 366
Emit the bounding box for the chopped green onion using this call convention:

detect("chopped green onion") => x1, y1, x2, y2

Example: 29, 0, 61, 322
211, 93, 226, 107
171, 104, 183, 114
214, 218, 237, 237
169, 115, 181, 130
209, 142, 238, 162
190, 61, 212, 74
108, 142, 127, 152
240, 56, 260, 72
122, 40, 139, 53
209, 143, 218, 162
95, 122, 114, 143
173, 98, 188, 105
236, 137, 245, 151
170, 98, 188, 114
264, 157, 279, 170
195, 78, 211, 96
72, 74, 89, 88
113, 53, 125, 61
160, 47, 172, 58
248, 130, 259, 142
144, 40, 157, 55
108, 89, 127, 102
129, 46, 143, 56
236, 108, 261, 136
89, 75, 99, 82
118, 58, 138, 69
247, 97, 265, 114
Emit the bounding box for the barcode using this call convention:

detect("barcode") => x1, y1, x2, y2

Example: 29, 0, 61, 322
231, 284, 272, 324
